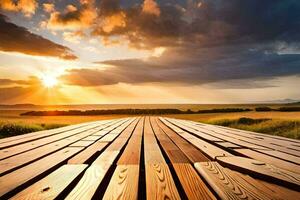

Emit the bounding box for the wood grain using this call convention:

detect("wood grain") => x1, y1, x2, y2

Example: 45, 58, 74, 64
157, 118, 209, 162
217, 156, 300, 189
103, 165, 139, 200
256, 149, 300, 165
65, 164, 111, 200
236, 149, 300, 174
68, 142, 107, 164
145, 163, 180, 200
152, 119, 190, 163
195, 162, 283, 200
117, 118, 143, 165
0, 147, 83, 197
144, 117, 165, 164
173, 163, 216, 200
160, 118, 233, 159
11, 164, 87, 200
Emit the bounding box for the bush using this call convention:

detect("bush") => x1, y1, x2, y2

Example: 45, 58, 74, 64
255, 107, 273, 112
237, 117, 270, 125
21, 108, 253, 116
0, 122, 67, 138
277, 107, 300, 112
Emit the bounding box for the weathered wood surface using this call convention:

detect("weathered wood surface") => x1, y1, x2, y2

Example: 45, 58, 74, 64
0, 116, 299, 199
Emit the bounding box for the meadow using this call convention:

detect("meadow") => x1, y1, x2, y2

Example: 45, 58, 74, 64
0, 104, 300, 139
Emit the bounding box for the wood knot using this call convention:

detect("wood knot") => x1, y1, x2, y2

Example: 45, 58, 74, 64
41, 186, 50, 192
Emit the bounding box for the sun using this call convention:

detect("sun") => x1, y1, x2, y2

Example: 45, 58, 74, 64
41, 75, 58, 88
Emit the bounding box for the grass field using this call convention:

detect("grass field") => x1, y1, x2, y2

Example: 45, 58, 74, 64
1, 109, 300, 139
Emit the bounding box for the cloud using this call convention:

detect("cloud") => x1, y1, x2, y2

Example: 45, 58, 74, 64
0, 0, 37, 17
63, 31, 84, 44
0, 14, 77, 60
60, 43, 300, 88
43, 3, 54, 13
142, 0, 160, 16
0, 77, 39, 86
0, 78, 32, 86
88, 0, 300, 50
46, 1, 96, 30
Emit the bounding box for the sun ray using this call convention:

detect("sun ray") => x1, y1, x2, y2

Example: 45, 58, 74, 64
41, 74, 58, 88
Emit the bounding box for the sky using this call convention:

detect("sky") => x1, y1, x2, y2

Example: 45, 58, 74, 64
0, 0, 300, 104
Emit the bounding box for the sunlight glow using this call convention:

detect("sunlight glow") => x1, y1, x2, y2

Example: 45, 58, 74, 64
41, 74, 58, 88
152, 47, 166, 57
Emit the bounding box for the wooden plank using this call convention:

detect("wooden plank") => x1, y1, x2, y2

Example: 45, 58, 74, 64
102, 165, 139, 200
82, 135, 101, 141
151, 118, 190, 163
105, 118, 140, 151
92, 130, 110, 136
161, 118, 233, 160
156, 118, 209, 162
255, 149, 300, 165
189, 120, 300, 152
65, 165, 111, 200
117, 118, 144, 165
217, 156, 300, 190
160, 118, 222, 142
67, 142, 107, 164
194, 162, 284, 200
145, 163, 180, 200
65, 119, 140, 199
236, 149, 300, 174
260, 179, 300, 200
172, 118, 270, 150
167, 118, 224, 142
209, 127, 300, 155
144, 117, 165, 164
69, 140, 95, 147
216, 142, 241, 149
0, 121, 116, 160
0, 119, 126, 175
212, 123, 300, 145
98, 134, 119, 142
0, 121, 103, 149
65, 151, 120, 200
11, 164, 87, 200
0, 147, 83, 197
173, 163, 216, 200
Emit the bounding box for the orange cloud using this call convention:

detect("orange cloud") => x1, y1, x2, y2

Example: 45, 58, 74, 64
101, 12, 126, 33
142, 0, 160, 16
0, 0, 37, 17
43, 3, 54, 13
46, 1, 96, 30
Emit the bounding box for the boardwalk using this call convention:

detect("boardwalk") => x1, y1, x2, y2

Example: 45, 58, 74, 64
0, 117, 299, 199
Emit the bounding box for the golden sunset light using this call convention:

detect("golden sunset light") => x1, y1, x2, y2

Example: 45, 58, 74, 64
0, 1, 300, 199
41, 74, 58, 88
0, 0, 299, 104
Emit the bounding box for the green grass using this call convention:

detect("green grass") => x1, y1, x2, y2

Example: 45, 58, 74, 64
206, 117, 300, 139
0, 122, 67, 139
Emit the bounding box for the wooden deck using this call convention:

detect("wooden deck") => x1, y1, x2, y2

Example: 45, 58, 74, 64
0, 117, 299, 199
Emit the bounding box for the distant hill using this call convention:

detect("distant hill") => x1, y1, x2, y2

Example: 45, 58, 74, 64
287, 101, 300, 105
261, 99, 299, 104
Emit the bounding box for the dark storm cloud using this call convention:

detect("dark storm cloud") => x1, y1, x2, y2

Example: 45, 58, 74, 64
0, 14, 77, 59
73, 0, 299, 88
61, 45, 300, 88
90, 0, 300, 49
